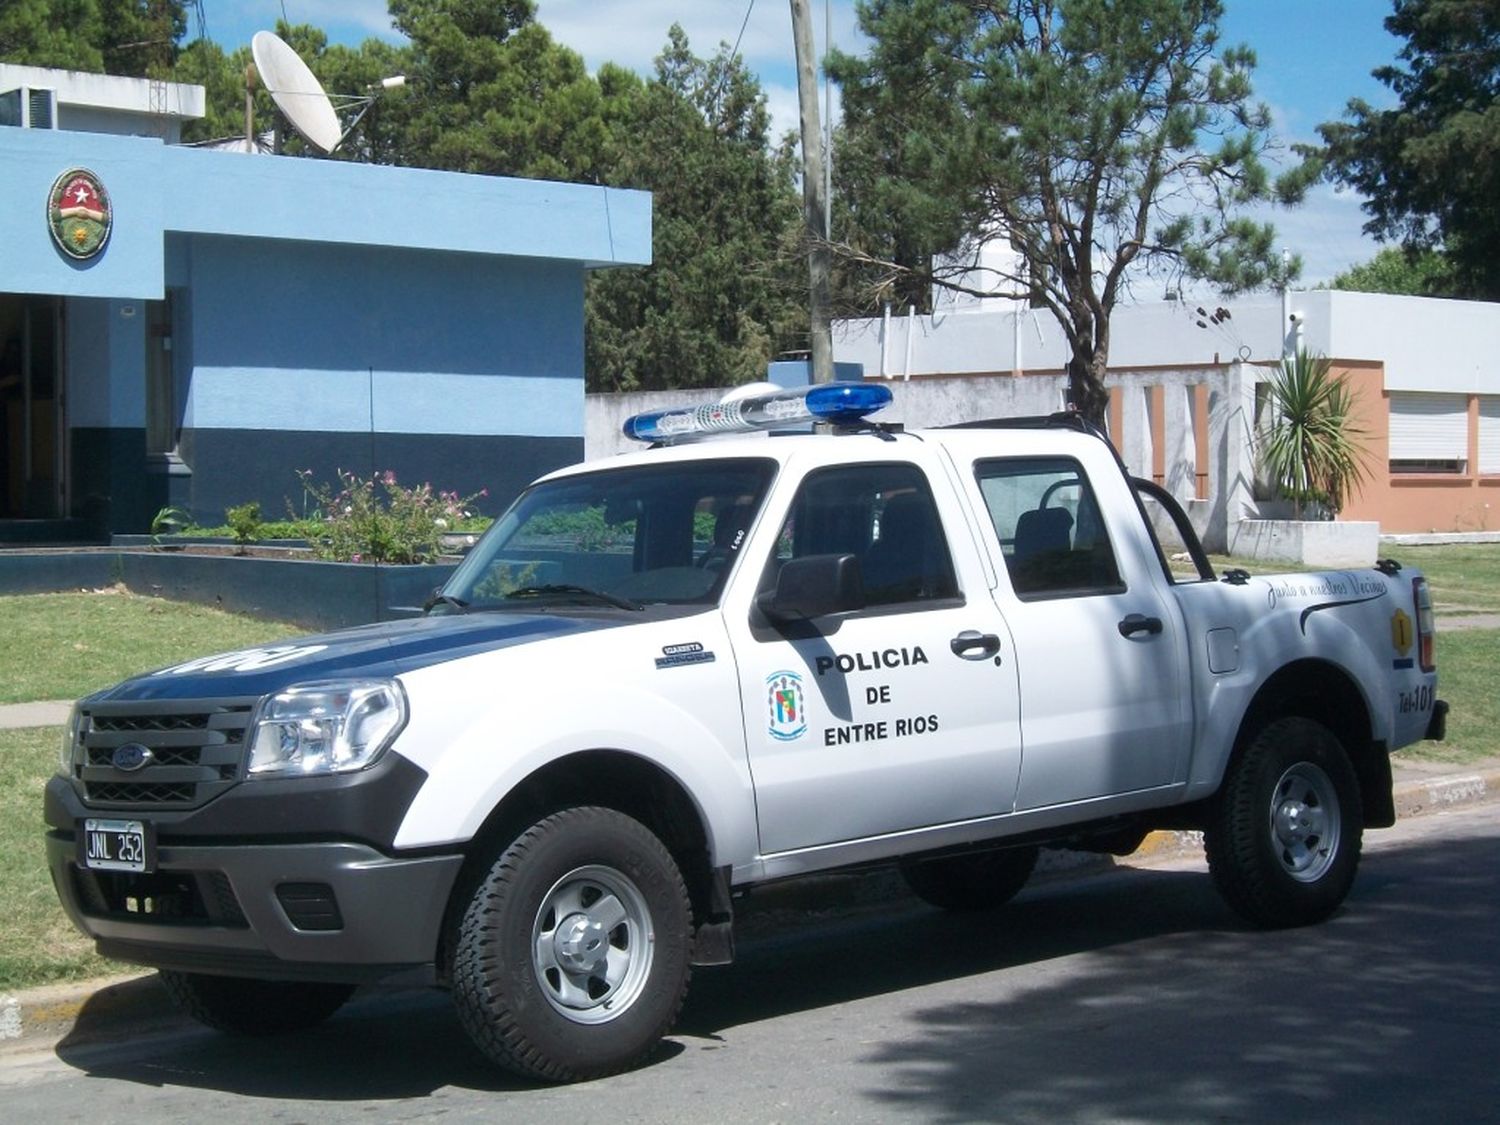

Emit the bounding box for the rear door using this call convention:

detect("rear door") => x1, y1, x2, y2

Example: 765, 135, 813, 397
968, 454, 1193, 809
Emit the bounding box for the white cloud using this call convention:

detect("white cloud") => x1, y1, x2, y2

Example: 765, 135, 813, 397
1256, 185, 1380, 287
533, 0, 865, 79
762, 81, 802, 144
1239, 95, 1381, 286
531, 2, 859, 140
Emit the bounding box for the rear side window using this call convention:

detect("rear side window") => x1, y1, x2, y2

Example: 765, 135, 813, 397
763, 462, 959, 607
975, 458, 1124, 599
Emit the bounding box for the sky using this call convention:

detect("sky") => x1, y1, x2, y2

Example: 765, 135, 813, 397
199, 0, 1405, 286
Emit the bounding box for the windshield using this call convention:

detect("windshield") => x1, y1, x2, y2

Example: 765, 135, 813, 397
440, 458, 778, 610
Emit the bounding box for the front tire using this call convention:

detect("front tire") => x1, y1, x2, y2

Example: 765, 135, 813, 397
900, 845, 1039, 911
1206, 717, 1363, 928
451, 806, 691, 1082
158, 971, 354, 1035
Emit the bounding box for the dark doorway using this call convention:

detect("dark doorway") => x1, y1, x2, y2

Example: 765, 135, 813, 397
0, 295, 64, 519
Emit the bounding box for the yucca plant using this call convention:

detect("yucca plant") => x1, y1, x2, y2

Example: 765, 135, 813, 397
1259, 348, 1370, 518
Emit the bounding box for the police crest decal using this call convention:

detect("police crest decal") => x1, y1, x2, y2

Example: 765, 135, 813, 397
766, 670, 807, 742
49, 168, 112, 260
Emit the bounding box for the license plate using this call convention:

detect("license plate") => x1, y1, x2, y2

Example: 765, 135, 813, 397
81, 818, 155, 873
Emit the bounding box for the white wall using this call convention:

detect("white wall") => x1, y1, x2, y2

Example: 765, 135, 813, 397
836, 291, 1500, 397
0, 64, 203, 139
834, 297, 1291, 380
584, 365, 1257, 552
1319, 290, 1500, 393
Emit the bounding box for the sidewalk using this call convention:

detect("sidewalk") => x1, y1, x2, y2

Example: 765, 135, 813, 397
0, 700, 70, 728
4, 704, 1498, 1058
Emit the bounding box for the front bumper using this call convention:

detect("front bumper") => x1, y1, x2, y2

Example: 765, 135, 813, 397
46, 831, 463, 983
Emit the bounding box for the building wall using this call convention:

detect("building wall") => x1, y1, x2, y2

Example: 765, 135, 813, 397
65, 297, 165, 531
1338, 367, 1500, 533
834, 300, 1291, 380
0, 63, 203, 140
833, 292, 1500, 536
1, 122, 651, 534
169, 235, 587, 523
0, 128, 167, 300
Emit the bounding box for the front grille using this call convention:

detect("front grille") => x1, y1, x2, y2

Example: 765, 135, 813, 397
67, 699, 257, 810
70, 866, 249, 928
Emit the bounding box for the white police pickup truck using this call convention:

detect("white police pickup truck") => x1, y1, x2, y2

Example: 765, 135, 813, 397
46, 383, 1446, 1081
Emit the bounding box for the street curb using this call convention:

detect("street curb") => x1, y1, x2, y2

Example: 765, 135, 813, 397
4, 767, 1498, 1056
1392, 767, 1499, 819
1122, 767, 1500, 868
1, 972, 163, 1050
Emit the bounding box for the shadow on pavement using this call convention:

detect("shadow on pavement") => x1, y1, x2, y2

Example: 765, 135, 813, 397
52, 829, 1499, 1115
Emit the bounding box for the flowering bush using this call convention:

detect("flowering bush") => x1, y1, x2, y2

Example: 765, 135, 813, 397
295, 469, 488, 564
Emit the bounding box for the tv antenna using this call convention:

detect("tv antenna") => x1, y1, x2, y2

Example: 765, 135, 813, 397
251, 30, 342, 154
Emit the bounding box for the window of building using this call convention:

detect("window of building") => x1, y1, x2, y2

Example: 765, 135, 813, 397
1479, 397, 1500, 476
1389, 392, 1468, 474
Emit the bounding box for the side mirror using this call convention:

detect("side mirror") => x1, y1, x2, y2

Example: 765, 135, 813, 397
756, 554, 866, 623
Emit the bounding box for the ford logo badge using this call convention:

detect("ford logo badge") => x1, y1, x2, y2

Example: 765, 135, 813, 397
111, 743, 153, 772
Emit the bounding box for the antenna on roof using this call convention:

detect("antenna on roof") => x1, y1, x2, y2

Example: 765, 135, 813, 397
251, 30, 342, 154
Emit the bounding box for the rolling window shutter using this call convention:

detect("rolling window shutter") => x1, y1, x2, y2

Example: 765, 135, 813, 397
1388, 393, 1468, 462
1480, 398, 1500, 475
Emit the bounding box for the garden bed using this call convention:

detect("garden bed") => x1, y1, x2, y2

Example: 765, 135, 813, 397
0, 547, 456, 630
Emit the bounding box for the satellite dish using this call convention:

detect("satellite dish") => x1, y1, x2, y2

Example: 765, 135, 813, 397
251, 31, 342, 154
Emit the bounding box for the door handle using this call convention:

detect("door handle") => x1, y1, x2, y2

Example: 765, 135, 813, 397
951, 630, 1001, 660
1117, 613, 1164, 638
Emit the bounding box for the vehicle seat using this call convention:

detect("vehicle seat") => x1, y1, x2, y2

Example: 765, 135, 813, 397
1009, 506, 1075, 594
1013, 506, 1073, 561
863, 493, 947, 604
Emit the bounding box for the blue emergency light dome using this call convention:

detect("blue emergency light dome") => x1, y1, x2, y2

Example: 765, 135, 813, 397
622, 382, 893, 443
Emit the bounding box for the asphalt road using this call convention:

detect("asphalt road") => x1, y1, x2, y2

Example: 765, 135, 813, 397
4, 802, 1498, 1123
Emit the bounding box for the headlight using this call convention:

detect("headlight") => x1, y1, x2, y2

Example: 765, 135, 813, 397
59, 704, 81, 777
247, 680, 407, 778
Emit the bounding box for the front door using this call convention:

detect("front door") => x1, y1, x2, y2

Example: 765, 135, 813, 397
0, 296, 64, 519
734, 455, 1023, 855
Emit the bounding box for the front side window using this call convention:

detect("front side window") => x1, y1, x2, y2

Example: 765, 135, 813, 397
762, 462, 959, 607
976, 458, 1123, 599
443, 458, 776, 609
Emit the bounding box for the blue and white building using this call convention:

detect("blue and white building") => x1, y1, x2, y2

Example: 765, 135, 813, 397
0, 63, 649, 537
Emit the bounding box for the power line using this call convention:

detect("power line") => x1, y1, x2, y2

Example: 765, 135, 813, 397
708, 0, 757, 119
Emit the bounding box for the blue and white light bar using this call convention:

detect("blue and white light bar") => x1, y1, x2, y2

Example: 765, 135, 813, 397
622, 383, 893, 443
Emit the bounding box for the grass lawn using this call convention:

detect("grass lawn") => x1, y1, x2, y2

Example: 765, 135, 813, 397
0, 563, 1495, 991
0, 588, 305, 704
0, 726, 109, 988
1380, 543, 1500, 617
1208, 543, 1500, 616
1425, 627, 1500, 765
0, 590, 309, 989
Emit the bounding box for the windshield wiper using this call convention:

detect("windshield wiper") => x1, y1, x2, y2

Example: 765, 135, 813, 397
422, 592, 470, 614
503, 584, 643, 611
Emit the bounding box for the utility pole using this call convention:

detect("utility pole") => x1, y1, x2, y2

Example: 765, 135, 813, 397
790, 0, 833, 384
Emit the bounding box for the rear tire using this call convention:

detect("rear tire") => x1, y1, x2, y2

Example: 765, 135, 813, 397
900, 845, 1039, 911
1206, 716, 1363, 928
451, 806, 691, 1082
159, 971, 354, 1035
